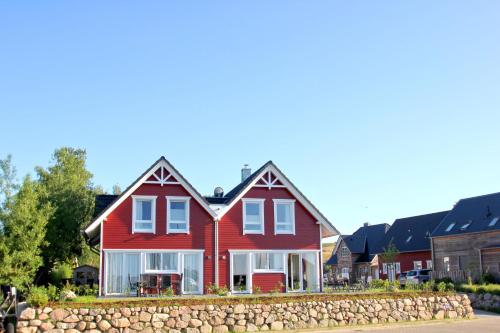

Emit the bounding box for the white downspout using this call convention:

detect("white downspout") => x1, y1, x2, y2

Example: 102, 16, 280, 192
319, 225, 323, 292
99, 220, 104, 296
214, 218, 219, 287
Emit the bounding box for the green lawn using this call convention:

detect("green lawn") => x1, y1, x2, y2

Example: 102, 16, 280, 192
456, 283, 500, 296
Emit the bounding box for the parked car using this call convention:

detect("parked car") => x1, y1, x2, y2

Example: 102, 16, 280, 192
405, 269, 432, 284
399, 272, 408, 286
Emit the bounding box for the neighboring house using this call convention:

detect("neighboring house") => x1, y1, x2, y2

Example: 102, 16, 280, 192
374, 211, 449, 281
83, 157, 338, 296
431, 192, 500, 282
73, 265, 99, 286
326, 223, 389, 282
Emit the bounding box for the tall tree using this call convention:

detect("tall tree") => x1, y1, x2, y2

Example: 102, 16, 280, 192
0, 155, 19, 220
112, 184, 122, 195
36, 148, 95, 266
0, 176, 52, 291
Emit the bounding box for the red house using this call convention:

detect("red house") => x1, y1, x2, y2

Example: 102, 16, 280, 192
374, 211, 449, 281
84, 157, 338, 296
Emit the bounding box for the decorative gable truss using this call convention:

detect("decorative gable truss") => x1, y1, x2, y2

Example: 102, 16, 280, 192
145, 165, 180, 186
254, 171, 285, 190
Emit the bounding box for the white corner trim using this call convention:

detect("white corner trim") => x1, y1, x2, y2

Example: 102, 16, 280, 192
166, 196, 191, 234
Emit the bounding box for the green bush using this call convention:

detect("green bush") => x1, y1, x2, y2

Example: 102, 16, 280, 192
50, 263, 73, 285
162, 287, 174, 297
216, 285, 229, 296
27, 286, 49, 307
369, 279, 389, 289
435, 277, 453, 284
436, 282, 447, 292
253, 286, 262, 294
446, 282, 455, 291
47, 284, 59, 301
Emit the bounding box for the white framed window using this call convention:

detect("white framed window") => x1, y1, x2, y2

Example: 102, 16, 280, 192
426, 260, 433, 269
341, 267, 349, 279
242, 198, 265, 234
132, 195, 156, 233
273, 199, 295, 234
166, 196, 190, 233
144, 252, 179, 273
382, 263, 387, 274
253, 252, 284, 272
395, 262, 401, 274
340, 246, 349, 257
443, 257, 450, 272
413, 261, 422, 270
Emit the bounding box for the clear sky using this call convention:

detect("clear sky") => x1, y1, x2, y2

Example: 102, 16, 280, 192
1, 1, 500, 239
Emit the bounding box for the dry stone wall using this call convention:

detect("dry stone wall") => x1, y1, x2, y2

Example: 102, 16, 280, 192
467, 293, 500, 311
17, 294, 473, 333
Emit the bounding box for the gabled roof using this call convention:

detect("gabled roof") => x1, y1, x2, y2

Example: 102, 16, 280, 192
431, 192, 500, 237
326, 253, 338, 265
205, 161, 338, 237
83, 157, 218, 242
327, 223, 389, 264
374, 211, 448, 254
94, 195, 118, 217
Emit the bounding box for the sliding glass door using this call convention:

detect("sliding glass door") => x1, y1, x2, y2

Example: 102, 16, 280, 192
182, 253, 203, 294
232, 253, 250, 293
106, 252, 140, 295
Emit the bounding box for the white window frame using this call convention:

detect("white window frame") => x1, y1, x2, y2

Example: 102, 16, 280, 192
132, 195, 157, 233
413, 261, 422, 270
443, 257, 450, 272
242, 198, 265, 235
382, 263, 387, 274
273, 199, 296, 235
144, 252, 180, 274
395, 262, 401, 274
426, 260, 433, 269
166, 196, 191, 234
253, 252, 285, 273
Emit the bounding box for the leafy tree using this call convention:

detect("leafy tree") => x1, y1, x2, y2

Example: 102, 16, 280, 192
0, 155, 19, 220
36, 148, 95, 266
112, 184, 122, 195
0, 176, 52, 291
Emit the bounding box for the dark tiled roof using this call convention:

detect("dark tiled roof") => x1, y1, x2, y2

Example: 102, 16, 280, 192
345, 223, 390, 254
431, 192, 500, 237
326, 253, 338, 265
355, 253, 376, 263
374, 211, 448, 254
342, 234, 365, 254
94, 195, 118, 218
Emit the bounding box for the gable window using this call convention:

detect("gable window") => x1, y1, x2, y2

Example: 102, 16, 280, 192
242, 199, 265, 234
254, 253, 284, 271
445, 223, 456, 232
341, 246, 349, 257
488, 217, 499, 227
273, 199, 295, 234
132, 195, 156, 233
166, 197, 190, 233
145, 252, 178, 273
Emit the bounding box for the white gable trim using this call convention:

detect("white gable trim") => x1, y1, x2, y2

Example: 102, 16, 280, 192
84, 158, 217, 238
216, 163, 339, 237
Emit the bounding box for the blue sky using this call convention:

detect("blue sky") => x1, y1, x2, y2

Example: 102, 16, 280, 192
1, 1, 500, 239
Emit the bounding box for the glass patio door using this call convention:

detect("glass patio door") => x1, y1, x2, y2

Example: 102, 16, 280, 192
288, 254, 301, 291
231, 253, 250, 293
106, 252, 140, 295
182, 253, 202, 294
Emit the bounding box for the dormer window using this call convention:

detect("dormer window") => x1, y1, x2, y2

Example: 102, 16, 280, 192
273, 199, 295, 234
460, 221, 472, 230
166, 196, 190, 233
445, 222, 456, 232
406, 235, 413, 243
488, 217, 499, 227
243, 199, 265, 234
132, 195, 157, 233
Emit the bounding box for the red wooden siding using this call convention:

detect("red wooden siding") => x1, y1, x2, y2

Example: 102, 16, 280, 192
378, 251, 432, 279
218, 187, 321, 287
102, 183, 215, 287
252, 273, 285, 293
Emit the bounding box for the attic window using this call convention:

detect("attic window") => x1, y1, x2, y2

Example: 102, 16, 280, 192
488, 217, 499, 227
445, 223, 456, 232
406, 235, 412, 243
460, 221, 472, 230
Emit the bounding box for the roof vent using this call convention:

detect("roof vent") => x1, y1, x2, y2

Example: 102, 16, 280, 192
363, 222, 370, 227
241, 164, 251, 182
213, 187, 224, 198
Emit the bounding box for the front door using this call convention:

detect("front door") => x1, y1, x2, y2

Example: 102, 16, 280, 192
288, 254, 301, 291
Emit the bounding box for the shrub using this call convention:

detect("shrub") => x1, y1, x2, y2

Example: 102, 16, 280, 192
253, 286, 262, 294
162, 287, 174, 297
436, 282, 447, 292
47, 284, 59, 301
27, 286, 49, 307
205, 283, 218, 295
369, 279, 389, 289
217, 285, 229, 296
446, 282, 455, 291
270, 281, 285, 294
50, 263, 73, 285
456, 283, 500, 295
435, 277, 453, 284
481, 273, 497, 284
